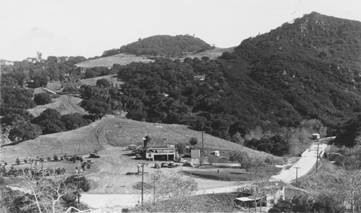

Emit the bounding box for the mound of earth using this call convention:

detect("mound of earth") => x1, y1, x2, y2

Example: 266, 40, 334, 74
0, 116, 281, 163
27, 95, 87, 117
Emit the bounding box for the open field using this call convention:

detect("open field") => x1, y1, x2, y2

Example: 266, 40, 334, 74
79, 74, 123, 86
76, 53, 153, 68
27, 95, 87, 117
182, 47, 234, 60
1, 115, 281, 163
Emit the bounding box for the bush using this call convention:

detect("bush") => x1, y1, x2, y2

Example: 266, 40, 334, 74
34, 93, 51, 105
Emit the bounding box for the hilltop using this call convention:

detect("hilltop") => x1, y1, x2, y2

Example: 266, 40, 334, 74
102, 34, 213, 57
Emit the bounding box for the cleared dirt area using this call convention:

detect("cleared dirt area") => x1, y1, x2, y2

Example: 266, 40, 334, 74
76, 53, 153, 68
27, 95, 87, 117
1, 115, 281, 163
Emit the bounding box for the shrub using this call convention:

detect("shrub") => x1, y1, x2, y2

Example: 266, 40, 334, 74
34, 93, 51, 105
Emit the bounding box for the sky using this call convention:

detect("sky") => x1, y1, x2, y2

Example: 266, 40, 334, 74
1, 0, 361, 61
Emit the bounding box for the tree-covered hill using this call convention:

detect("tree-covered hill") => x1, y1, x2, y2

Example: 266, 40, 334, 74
224, 12, 361, 128
102, 35, 213, 57
96, 12, 361, 147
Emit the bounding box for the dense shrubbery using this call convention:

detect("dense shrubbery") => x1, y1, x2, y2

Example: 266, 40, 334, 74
102, 34, 212, 57
30, 109, 91, 134
8, 122, 42, 142
84, 67, 111, 78
34, 93, 51, 105
269, 194, 344, 213
244, 135, 289, 156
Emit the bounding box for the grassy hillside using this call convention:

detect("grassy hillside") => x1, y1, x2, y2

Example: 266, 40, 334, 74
27, 95, 87, 117
102, 35, 213, 57
0, 116, 281, 163
79, 74, 123, 87
75, 53, 153, 69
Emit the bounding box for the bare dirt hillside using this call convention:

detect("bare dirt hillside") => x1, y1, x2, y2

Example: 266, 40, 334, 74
75, 53, 153, 68
27, 95, 87, 117
1, 116, 281, 162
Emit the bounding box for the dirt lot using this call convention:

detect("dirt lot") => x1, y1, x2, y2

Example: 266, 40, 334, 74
85, 146, 240, 194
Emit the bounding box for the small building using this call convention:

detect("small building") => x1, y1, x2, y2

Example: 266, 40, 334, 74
145, 145, 176, 161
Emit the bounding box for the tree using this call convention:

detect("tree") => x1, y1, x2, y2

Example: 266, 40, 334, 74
32, 109, 65, 134
96, 79, 111, 88
34, 93, 51, 105
80, 99, 111, 116
229, 151, 252, 169
61, 114, 90, 130
189, 137, 198, 146
175, 143, 186, 155
8, 122, 42, 142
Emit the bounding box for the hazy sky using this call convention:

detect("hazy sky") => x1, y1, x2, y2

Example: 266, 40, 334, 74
1, 0, 361, 60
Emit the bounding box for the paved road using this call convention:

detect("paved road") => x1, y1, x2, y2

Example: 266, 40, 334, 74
81, 184, 246, 209
270, 137, 334, 183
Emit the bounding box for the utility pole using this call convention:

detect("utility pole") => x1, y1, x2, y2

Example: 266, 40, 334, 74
201, 130, 204, 165
315, 143, 320, 173
295, 167, 300, 185
140, 163, 145, 208
152, 172, 159, 205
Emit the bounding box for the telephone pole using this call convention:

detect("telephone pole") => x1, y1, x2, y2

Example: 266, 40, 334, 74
201, 130, 204, 165
139, 163, 145, 208
315, 143, 320, 173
